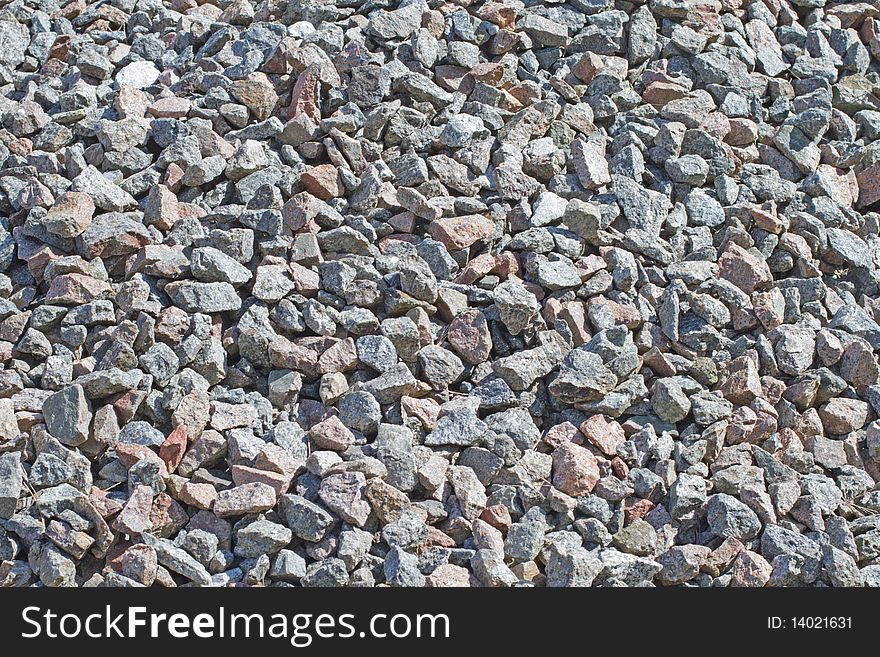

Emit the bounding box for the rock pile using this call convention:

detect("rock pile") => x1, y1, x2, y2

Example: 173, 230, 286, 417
2, 0, 880, 587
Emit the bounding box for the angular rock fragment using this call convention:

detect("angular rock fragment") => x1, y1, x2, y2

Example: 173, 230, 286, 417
42, 385, 91, 447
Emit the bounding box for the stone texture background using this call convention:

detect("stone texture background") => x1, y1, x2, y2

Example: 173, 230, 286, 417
0, 0, 880, 588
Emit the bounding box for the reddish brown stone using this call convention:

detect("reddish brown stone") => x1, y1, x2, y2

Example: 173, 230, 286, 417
164, 162, 184, 191
719, 242, 773, 294
319, 338, 358, 374
428, 215, 495, 250
231, 464, 292, 495
469, 62, 505, 85
624, 498, 655, 524
301, 164, 341, 199
115, 443, 168, 477
365, 478, 411, 524
144, 184, 179, 230
454, 252, 496, 285
158, 425, 187, 474
719, 355, 763, 405
114, 84, 149, 118
857, 161, 880, 208
111, 543, 157, 586
401, 395, 440, 430
542, 421, 582, 450
44, 192, 94, 238
112, 485, 153, 535
45, 273, 112, 305
819, 398, 869, 434
610, 456, 629, 479
426, 563, 472, 587
447, 309, 492, 365
178, 482, 217, 510
558, 301, 591, 346
701, 111, 730, 141
147, 97, 191, 118
319, 471, 370, 526
288, 65, 320, 122
584, 297, 642, 328
48, 34, 71, 61
149, 493, 189, 538
729, 550, 772, 587
111, 390, 146, 425
474, 2, 516, 29
435, 65, 472, 93
155, 306, 191, 343
572, 52, 604, 83
282, 191, 321, 234
309, 415, 354, 451
479, 504, 512, 534
642, 81, 689, 106
26, 245, 61, 282
551, 442, 600, 496
492, 251, 519, 278
426, 526, 457, 547
579, 415, 626, 456
289, 262, 321, 297
229, 72, 278, 121
269, 334, 319, 373
702, 536, 745, 576
725, 117, 758, 146
262, 36, 296, 74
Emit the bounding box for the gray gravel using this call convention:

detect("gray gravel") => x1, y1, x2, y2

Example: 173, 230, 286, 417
1, 0, 880, 589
